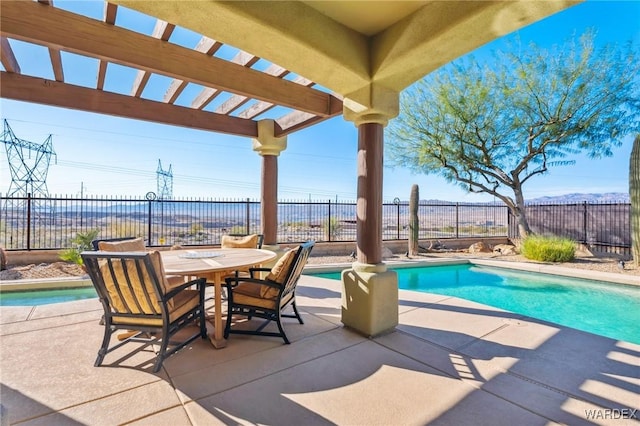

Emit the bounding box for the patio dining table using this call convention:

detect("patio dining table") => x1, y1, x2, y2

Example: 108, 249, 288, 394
161, 248, 276, 348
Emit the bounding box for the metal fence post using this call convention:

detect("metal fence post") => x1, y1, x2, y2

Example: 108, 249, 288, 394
147, 199, 153, 245
245, 198, 250, 235
397, 203, 401, 239
328, 199, 332, 242
26, 193, 32, 250
583, 201, 588, 244
455, 202, 460, 239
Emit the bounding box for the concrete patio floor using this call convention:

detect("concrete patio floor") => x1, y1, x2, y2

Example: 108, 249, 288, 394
1, 264, 638, 425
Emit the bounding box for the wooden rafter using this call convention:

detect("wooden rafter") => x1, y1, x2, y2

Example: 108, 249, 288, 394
215, 64, 290, 116
190, 50, 259, 110
237, 75, 311, 120
36, 0, 64, 82
97, 2, 118, 90
48, 48, 63, 82
276, 111, 324, 137
163, 36, 222, 104
0, 37, 20, 74
1, 72, 258, 137
131, 19, 175, 97
1, 1, 337, 117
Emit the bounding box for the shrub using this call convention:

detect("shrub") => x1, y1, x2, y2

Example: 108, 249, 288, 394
324, 217, 343, 241
59, 229, 100, 265
521, 235, 576, 262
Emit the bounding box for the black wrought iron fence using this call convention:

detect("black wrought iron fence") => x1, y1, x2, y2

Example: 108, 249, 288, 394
1, 194, 510, 250
507, 202, 632, 255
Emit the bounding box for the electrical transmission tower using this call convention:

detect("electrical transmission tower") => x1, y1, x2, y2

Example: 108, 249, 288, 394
1, 119, 56, 198
156, 159, 173, 200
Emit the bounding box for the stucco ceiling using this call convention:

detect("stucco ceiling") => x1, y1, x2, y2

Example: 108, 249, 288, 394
301, 1, 429, 36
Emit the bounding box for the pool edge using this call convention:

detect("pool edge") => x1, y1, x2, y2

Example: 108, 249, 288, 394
0, 276, 92, 292
304, 258, 640, 287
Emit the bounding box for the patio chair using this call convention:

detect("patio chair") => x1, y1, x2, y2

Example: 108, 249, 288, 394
224, 241, 314, 344
217, 233, 265, 300
81, 250, 207, 373
91, 237, 145, 251
221, 233, 264, 249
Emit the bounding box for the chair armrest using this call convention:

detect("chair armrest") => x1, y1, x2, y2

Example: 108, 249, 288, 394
224, 276, 280, 290
249, 267, 271, 278
164, 277, 206, 300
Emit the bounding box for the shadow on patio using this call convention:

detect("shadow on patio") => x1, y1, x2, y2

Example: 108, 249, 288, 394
1, 275, 638, 425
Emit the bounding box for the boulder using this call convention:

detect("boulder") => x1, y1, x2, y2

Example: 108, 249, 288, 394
469, 242, 492, 253
381, 246, 394, 259
493, 244, 518, 255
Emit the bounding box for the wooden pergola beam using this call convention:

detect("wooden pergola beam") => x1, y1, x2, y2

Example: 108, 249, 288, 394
1, 72, 258, 137
0, 37, 20, 74
0, 1, 338, 117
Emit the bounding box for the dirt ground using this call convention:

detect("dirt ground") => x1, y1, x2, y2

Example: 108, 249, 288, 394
1, 251, 638, 280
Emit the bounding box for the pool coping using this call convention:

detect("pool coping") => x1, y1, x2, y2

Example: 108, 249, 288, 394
304, 258, 640, 287
1, 257, 638, 292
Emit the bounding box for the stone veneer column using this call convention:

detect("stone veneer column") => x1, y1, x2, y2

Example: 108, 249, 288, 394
252, 120, 286, 251
341, 88, 400, 337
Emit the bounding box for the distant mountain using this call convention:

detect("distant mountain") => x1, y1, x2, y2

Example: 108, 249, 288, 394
413, 192, 630, 205
527, 192, 630, 204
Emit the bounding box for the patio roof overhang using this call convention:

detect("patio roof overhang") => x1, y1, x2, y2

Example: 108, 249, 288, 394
0, 0, 579, 138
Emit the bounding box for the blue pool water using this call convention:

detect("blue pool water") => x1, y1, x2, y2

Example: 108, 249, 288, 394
313, 264, 640, 344
0, 287, 98, 307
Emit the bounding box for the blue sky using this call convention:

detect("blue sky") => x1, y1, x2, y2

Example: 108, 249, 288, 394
1, 1, 638, 202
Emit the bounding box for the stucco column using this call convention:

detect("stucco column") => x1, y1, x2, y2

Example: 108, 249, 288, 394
356, 122, 383, 265
341, 85, 400, 337
252, 119, 286, 250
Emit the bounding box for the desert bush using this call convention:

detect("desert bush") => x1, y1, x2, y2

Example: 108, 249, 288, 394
59, 229, 100, 265
324, 216, 343, 241
521, 235, 576, 262
110, 221, 143, 238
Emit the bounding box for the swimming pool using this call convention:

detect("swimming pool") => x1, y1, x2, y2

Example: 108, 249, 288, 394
313, 264, 640, 344
0, 287, 97, 307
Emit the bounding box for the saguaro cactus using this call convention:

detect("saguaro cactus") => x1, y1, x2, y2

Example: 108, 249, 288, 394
631, 135, 640, 267
408, 184, 419, 256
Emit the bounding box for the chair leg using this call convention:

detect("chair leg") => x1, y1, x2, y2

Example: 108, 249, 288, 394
276, 312, 290, 344
95, 324, 112, 367
154, 332, 171, 373
224, 307, 233, 339
291, 301, 304, 324
199, 307, 207, 338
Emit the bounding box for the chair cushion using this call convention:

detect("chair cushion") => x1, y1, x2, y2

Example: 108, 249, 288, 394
221, 234, 259, 249
232, 286, 278, 310
266, 249, 296, 285
98, 237, 146, 252
112, 289, 200, 327
99, 251, 172, 313
261, 249, 297, 298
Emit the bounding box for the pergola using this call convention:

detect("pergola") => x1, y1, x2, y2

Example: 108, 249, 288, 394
0, 0, 579, 336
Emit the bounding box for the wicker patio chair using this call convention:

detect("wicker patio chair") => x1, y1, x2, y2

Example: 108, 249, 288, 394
81, 250, 207, 373
223, 241, 314, 344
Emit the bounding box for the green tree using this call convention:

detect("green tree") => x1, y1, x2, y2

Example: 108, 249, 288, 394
387, 31, 640, 237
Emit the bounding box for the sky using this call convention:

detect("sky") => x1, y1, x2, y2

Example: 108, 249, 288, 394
1, 1, 638, 203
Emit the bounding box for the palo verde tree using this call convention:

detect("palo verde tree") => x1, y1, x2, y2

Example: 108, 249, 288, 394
386, 31, 640, 237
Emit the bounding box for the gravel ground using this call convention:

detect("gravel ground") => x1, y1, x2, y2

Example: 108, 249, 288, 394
1, 251, 638, 280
